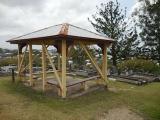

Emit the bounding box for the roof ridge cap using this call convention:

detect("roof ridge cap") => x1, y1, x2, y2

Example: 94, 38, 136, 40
59, 23, 69, 35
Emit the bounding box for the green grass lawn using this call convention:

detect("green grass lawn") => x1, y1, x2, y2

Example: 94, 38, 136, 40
0, 76, 160, 120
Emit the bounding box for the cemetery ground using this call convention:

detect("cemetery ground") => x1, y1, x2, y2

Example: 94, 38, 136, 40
0, 76, 160, 120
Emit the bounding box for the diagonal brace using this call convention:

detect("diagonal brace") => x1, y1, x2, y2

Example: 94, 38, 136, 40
80, 42, 105, 80
19, 45, 28, 74
43, 44, 62, 89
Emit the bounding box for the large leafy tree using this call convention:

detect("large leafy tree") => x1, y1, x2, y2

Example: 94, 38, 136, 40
88, 0, 137, 66
135, 0, 160, 63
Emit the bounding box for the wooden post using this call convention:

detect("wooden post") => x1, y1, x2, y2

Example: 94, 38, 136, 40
11, 68, 15, 83
29, 43, 33, 86
18, 44, 22, 81
61, 39, 67, 98
42, 43, 47, 92
81, 82, 88, 91
58, 54, 61, 70
102, 44, 108, 85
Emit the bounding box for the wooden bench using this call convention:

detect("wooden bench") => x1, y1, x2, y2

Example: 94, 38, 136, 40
47, 75, 100, 88
25, 74, 39, 79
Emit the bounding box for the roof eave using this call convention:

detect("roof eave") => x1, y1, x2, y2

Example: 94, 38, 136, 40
7, 34, 115, 44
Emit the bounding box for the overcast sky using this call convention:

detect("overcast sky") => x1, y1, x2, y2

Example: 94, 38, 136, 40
0, 0, 136, 49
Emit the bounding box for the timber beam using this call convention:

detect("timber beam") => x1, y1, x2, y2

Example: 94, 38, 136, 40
61, 39, 67, 98
42, 43, 47, 91
102, 44, 108, 83
29, 43, 33, 86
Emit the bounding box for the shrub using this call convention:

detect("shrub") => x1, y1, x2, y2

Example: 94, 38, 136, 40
0, 57, 17, 67
117, 58, 160, 74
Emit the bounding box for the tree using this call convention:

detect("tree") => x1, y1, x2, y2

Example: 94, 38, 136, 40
70, 45, 99, 70
71, 45, 88, 69
0, 48, 3, 53
117, 27, 139, 60
135, 0, 160, 63
88, 0, 127, 66
0, 57, 17, 67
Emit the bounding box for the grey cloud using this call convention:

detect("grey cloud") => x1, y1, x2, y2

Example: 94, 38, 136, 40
0, 0, 44, 7
59, 0, 89, 12
0, 0, 134, 49
0, 0, 102, 49
0, 0, 46, 13
57, 0, 96, 16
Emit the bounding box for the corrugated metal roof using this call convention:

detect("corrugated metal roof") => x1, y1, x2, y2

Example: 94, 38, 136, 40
68, 24, 113, 41
7, 23, 114, 43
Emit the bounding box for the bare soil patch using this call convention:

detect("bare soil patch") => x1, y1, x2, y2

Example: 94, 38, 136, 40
98, 107, 144, 120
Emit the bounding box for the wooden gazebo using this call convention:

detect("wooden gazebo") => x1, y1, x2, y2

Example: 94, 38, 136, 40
7, 23, 114, 98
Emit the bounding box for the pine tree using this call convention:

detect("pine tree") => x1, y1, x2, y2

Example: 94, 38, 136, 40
136, 0, 160, 63
88, 0, 137, 66
117, 27, 139, 60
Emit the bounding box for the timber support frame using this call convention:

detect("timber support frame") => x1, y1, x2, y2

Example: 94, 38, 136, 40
16, 40, 109, 98
11, 23, 113, 98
